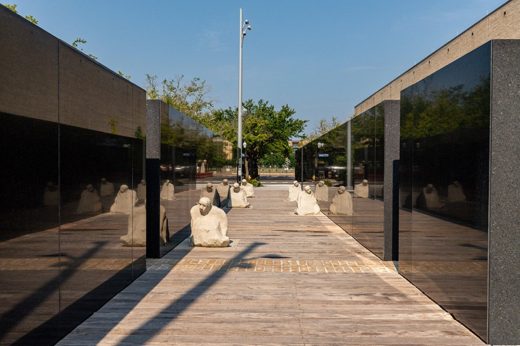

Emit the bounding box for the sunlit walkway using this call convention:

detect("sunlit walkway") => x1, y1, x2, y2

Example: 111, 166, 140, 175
58, 187, 483, 345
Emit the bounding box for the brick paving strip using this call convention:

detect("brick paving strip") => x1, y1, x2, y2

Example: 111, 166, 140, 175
57, 187, 484, 345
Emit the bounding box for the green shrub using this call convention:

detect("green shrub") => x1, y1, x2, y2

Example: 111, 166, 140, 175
324, 179, 332, 187
248, 178, 262, 187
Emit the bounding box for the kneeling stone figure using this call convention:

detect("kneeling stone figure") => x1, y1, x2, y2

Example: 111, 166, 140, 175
230, 183, 250, 208
295, 185, 320, 215
329, 186, 353, 216
190, 197, 230, 247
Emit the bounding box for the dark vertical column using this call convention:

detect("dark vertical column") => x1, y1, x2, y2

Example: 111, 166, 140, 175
146, 101, 161, 258
488, 40, 520, 345
383, 100, 400, 261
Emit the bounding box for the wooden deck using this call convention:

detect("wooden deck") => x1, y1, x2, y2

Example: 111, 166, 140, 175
57, 187, 484, 345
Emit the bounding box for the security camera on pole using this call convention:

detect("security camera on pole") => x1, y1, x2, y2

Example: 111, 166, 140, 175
237, 8, 252, 182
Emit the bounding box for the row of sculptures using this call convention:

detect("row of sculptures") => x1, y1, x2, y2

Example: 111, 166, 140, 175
289, 180, 370, 216
120, 178, 257, 248
190, 179, 257, 247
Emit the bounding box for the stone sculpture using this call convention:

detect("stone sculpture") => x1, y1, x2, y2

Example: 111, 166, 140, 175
288, 181, 301, 202
241, 179, 255, 198
216, 179, 231, 208
295, 185, 320, 215
99, 178, 115, 197
329, 186, 353, 215
354, 179, 369, 198
110, 184, 137, 214
200, 159, 207, 174
201, 182, 218, 206
120, 204, 168, 246
137, 179, 147, 202
160, 179, 175, 201
423, 184, 444, 209
43, 181, 58, 207
230, 182, 250, 208
76, 184, 102, 214
447, 181, 466, 203
315, 180, 329, 201
99, 178, 115, 211
190, 197, 230, 247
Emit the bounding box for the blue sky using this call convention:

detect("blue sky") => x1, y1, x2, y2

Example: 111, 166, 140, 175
7, 0, 506, 133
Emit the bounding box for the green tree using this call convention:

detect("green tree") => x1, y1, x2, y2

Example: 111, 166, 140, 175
3, 3, 38, 24
211, 100, 307, 179
71, 37, 98, 60
145, 74, 214, 122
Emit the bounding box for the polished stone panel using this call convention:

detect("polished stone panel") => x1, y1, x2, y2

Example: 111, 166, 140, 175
399, 42, 491, 341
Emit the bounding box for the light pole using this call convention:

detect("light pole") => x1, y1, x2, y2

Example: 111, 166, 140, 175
237, 8, 251, 182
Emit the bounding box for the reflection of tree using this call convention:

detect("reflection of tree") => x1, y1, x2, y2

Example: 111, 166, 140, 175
401, 78, 490, 140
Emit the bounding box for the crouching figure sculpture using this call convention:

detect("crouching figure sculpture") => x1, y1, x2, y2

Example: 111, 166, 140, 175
190, 197, 230, 247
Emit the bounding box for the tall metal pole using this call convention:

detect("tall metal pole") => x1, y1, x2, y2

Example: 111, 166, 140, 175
237, 8, 243, 182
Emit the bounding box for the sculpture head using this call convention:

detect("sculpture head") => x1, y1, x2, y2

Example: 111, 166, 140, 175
453, 180, 460, 187
293, 180, 299, 187
165, 179, 170, 184
120, 184, 129, 193
198, 197, 212, 215
101, 177, 107, 183
86, 184, 94, 192
223, 179, 228, 186
140, 179, 145, 185
206, 182, 213, 191
338, 186, 346, 194
304, 185, 312, 194
241, 179, 247, 186
425, 184, 434, 194
362, 179, 368, 186
233, 182, 241, 192
318, 181, 325, 187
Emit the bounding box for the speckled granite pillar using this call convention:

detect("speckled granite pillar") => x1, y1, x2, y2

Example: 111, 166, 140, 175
383, 101, 400, 261
488, 39, 520, 345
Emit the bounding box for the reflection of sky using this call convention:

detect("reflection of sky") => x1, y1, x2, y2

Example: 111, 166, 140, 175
167, 105, 215, 138
403, 42, 490, 99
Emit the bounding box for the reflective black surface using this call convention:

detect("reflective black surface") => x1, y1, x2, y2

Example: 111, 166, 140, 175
349, 107, 385, 258
158, 105, 233, 255
399, 42, 490, 341
0, 112, 145, 345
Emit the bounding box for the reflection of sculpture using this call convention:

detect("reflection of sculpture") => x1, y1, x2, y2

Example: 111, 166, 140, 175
160, 179, 175, 200
354, 179, 369, 198
76, 184, 102, 214
120, 204, 168, 246
329, 186, 353, 215
230, 183, 250, 208
137, 179, 147, 202
99, 178, 115, 197
295, 185, 320, 215
201, 182, 218, 206
190, 197, 230, 247
216, 179, 230, 208
315, 180, 329, 201
43, 181, 58, 207
100, 178, 115, 211
200, 159, 207, 174
448, 181, 466, 203
423, 184, 444, 209
110, 185, 137, 214
241, 179, 255, 198
288, 181, 301, 202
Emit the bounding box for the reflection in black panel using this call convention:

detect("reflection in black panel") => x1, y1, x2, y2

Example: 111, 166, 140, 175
157, 104, 233, 255
349, 108, 385, 259
0, 113, 59, 345
0, 113, 145, 345
399, 42, 490, 341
